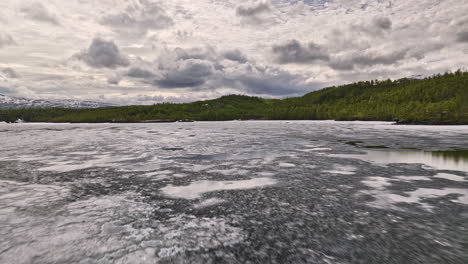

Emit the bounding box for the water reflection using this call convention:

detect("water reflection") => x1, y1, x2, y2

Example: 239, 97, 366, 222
331, 150, 468, 172
431, 150, 468, 163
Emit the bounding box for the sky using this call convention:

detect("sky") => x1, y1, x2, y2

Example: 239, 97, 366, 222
0, 0, 467, 104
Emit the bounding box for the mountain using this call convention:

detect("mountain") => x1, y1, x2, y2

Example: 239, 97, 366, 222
0, 70, 467, 124
0, 94, 113, 110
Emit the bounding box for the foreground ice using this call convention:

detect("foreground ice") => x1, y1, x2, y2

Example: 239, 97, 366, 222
0, 181, 245, 264
0, 121, 467, 263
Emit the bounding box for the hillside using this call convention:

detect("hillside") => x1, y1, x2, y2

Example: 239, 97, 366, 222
0, 71, 467, 124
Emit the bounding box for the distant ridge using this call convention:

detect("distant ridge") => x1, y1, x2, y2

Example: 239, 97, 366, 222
0, 94, 113, 110
0, 70, 467, 124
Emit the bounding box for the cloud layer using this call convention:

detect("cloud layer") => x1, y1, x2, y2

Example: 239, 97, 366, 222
100, 1, 173, 36
272, 40, 330, 64
0, 0, 467, 104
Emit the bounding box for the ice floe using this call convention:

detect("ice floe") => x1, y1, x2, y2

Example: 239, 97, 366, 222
161, 177, 277, 200
361, 176, 468, 210
278, 162, 296, 168
193, 198, 226, 209
433, 173, 467, 182
324, 165, 357, 175
207, 168, 250, 176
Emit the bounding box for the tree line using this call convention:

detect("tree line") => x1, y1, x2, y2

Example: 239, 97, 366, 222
1, 70, 467, 124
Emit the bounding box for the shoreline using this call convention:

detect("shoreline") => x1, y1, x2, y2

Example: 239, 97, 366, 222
3, 119, 468, 126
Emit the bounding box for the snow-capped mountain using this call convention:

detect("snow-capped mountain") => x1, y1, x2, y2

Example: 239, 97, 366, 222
0, 94, 113, 109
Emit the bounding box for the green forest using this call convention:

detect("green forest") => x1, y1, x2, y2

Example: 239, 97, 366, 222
1, 70, 468, 124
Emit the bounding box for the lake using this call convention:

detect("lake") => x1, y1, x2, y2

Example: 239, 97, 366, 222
0, 121, 467, 263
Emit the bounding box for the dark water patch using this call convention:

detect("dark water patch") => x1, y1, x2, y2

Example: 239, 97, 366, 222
400, 147, 421, 150
0, 161, 42, 183
172, 153, 229, 161
162, 147, 185, 151
345, 141, 363, 146
344, 140, 390, 149
43, 128, 67, 131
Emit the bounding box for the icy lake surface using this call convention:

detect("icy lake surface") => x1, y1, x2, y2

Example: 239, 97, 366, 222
0, 121, 467, 264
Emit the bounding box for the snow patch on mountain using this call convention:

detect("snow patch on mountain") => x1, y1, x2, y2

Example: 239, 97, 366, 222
0, 94, 113, 109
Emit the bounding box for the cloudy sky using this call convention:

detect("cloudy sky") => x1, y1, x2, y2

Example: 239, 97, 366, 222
0, 0, 467, 104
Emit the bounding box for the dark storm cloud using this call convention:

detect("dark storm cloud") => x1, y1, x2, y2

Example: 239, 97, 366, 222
373, 17, 392, 30
100, 2, 173, 35
121, 47, 218, 89
272, 38, 415, 70
156, 60, 214, 88
166, 50, 313, 95
223, 49, 248, 63
236, 2, 271, 17
351, 50, 408, 66
127, 67, 156, 79
117, 45, 312, 96
0, 33, 15, 48
20, 2, 59, 25
456, 31, 468, 43
123, 47, 218, 88
172, 47, 218, 61
272, 40, 330, 64
2, 68, 19, 78
77, 38, 130, 68
329, 49, 410, 70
